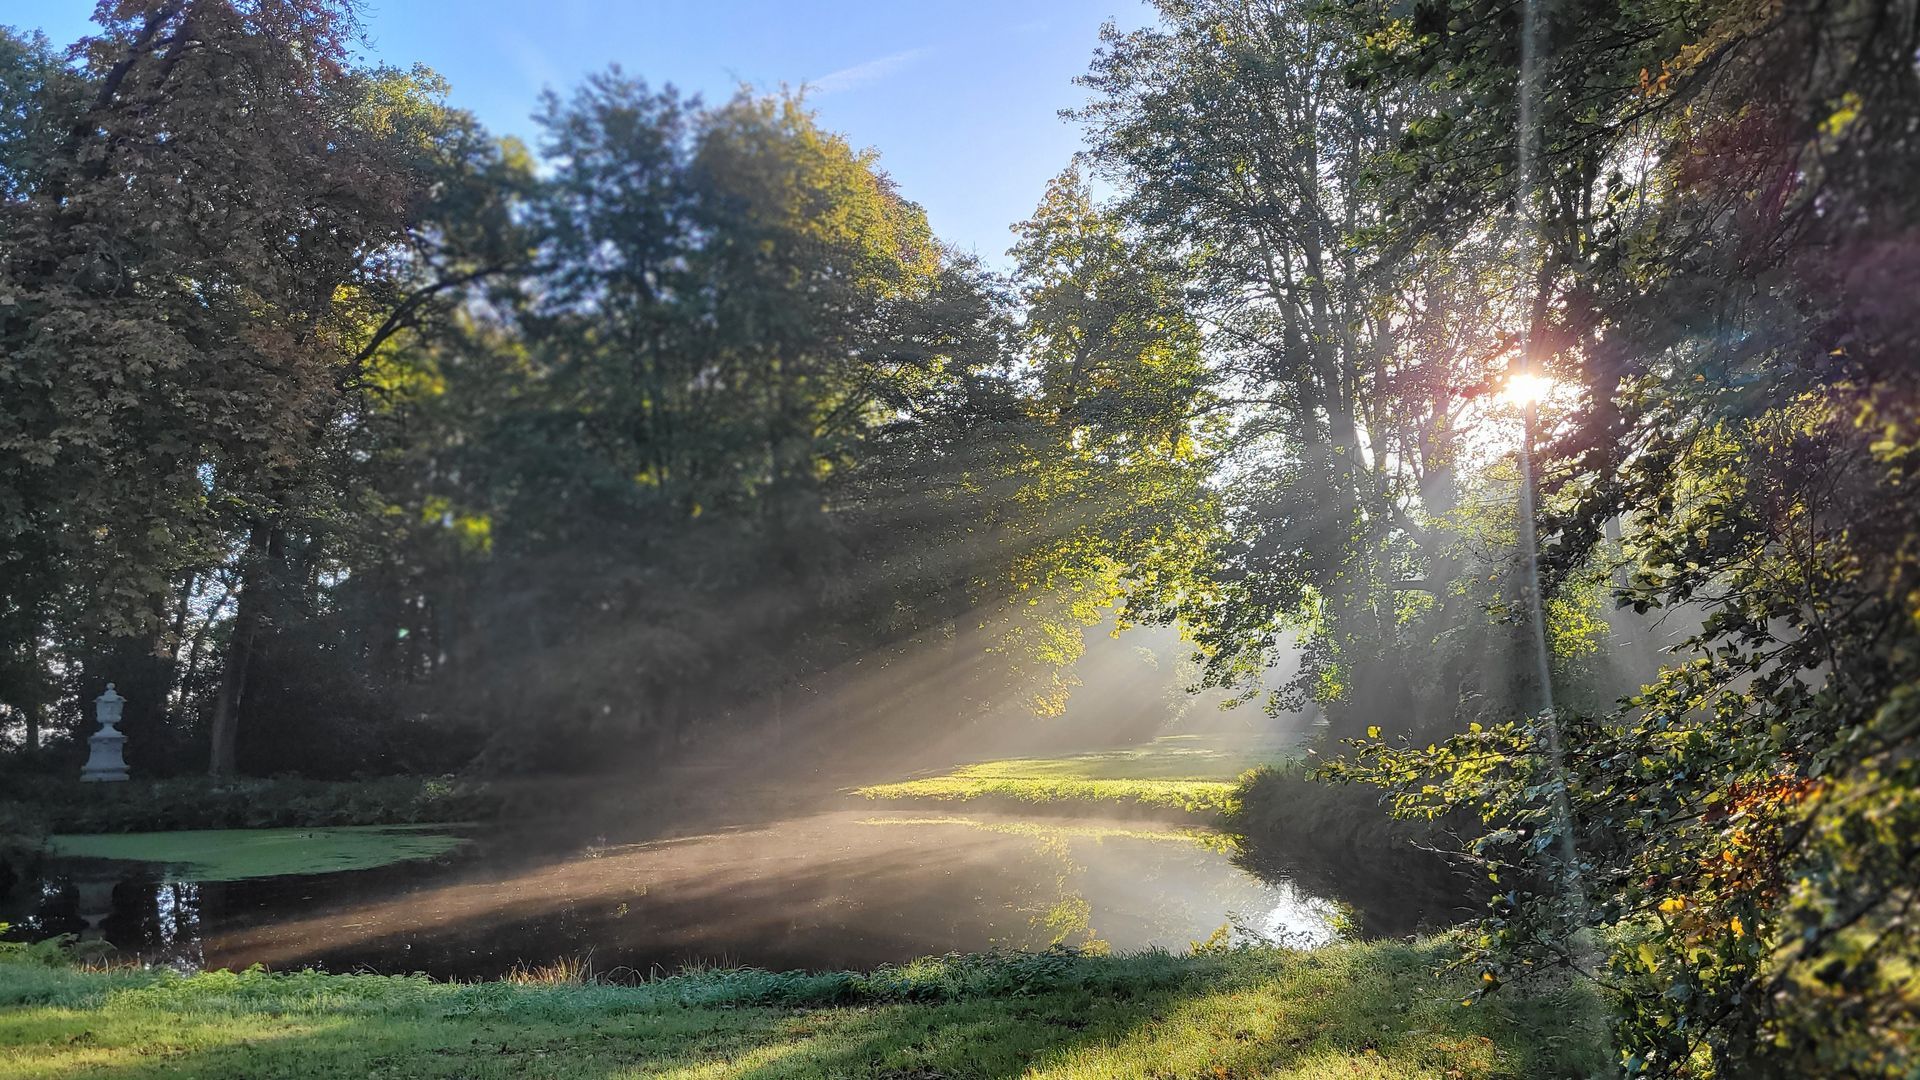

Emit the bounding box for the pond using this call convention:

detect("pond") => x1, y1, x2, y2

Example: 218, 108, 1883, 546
1, 806, 1470, 980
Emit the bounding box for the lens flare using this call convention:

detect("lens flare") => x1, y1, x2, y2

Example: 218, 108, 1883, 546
1501, 371, 1552, 407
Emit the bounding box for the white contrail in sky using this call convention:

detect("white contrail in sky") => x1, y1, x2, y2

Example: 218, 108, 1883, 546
811, 48, 929, 95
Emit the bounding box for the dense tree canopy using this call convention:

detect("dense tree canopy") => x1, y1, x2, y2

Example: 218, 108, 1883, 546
0, 1, 1213, 778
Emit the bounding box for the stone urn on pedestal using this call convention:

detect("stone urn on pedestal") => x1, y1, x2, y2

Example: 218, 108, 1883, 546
80, 684, 130, 783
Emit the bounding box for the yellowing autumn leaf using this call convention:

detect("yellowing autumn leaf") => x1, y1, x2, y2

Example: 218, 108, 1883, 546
1821, 91, 1863, 137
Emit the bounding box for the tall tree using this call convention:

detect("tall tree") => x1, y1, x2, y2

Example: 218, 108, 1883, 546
1006, 169, 1221, 713
0, 2, 524, 773
1076, 0, 1513, 735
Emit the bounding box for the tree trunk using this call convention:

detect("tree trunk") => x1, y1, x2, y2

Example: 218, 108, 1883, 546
161, 569, 196, 719
207, 522, 281, 776
177, 583, 227, 726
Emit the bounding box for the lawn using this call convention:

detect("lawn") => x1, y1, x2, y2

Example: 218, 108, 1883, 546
853, 732, 1301, 818
0, 937, 1608, 1079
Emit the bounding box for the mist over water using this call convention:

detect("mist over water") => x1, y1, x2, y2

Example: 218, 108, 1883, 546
14, 810, 1371, 979
6, 626, 1464, 979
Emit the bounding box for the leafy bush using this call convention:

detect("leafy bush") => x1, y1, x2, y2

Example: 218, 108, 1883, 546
0, 775, 505, 836
0, 805, 47, 895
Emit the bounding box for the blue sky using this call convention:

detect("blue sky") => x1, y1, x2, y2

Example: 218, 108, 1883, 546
9, 1, 1155, 268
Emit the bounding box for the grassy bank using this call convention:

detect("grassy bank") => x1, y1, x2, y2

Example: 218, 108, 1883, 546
854, 733, 1296, 820
855, 770, 1243, 816
0, 937, 1607, 1079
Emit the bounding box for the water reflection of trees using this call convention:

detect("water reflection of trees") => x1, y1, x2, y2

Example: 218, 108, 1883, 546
4, 867, 207, 969
916, 816, 1347, 953
1231, 834, 1479, 940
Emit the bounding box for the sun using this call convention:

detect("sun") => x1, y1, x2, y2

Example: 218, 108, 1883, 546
1501, 371, 1553, 407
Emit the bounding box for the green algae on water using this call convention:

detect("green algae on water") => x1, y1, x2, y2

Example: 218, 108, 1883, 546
45, 825, 467, 881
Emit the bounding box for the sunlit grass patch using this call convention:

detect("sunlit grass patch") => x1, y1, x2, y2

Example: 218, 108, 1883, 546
853, 732, 1300, 817
0, 937, 1609, 1079
854, 773, 1242, 815
43, 825, 467, 882
853, 772, 1242, 816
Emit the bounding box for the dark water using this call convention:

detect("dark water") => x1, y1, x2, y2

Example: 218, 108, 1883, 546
2, 809, 1469, 979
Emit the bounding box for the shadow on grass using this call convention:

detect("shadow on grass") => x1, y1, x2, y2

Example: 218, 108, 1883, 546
0, 941, 1609, 1079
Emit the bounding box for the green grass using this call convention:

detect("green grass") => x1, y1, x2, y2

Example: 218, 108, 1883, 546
858, 815, 1243, 853
0, 937, 1608, 1079
853, 733, 1300, 818
44, 825, 468, 881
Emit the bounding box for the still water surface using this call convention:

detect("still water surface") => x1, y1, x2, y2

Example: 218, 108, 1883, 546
4, 807, 1464, 979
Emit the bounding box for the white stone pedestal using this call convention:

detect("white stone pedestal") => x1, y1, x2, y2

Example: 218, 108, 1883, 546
80, 684, 130, 783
